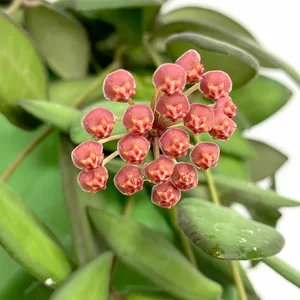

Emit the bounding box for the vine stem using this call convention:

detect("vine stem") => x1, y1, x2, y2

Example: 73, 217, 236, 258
4, 0, 23, 14
0, 60, 120, 183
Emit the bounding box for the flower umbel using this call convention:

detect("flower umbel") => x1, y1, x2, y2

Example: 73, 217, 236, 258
71, 49, 237, 208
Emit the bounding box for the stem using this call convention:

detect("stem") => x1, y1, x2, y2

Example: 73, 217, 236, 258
150, 88, 159, 112
231, 260, 248, 300
183, 83, 199, 96
4, 0, 23, 14
168, 207, 198, 267
153, 137, 160, 159
103, 150, 119, 166
204, 169, 221, 206
99, 133, 127, 144
188, 144, 195, 150
128, 98, 135, 106
0, 126, 54, 182
143, 39, 163, 68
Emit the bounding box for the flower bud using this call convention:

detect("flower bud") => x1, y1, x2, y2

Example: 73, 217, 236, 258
145, 155, 175, 184
190, 142, 220, 170
77, 166, 108, 193
114, 166, 144, 195
152, 63, 186, 95
118, 134, 150, 164
122, 104, 154, 135
82, 107, 115, 139
151, 182, 181, 209
71, 140, 103, 170
183, 103, 214, 134
159, 128, 190, 159
214, 96, 237, 118
209, 109, 237, 140
103, 69, 136, 102
200, 71, 232, 100
171, 162, 198, 191
175, 49, 204, 84
156, 94, 190, 121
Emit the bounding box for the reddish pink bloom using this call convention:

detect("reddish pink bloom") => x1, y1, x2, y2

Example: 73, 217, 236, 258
152, 63, 186, 95
103, 69, 136, 102
156, 94, 190, 121
183, 103, 214, 134
190, 142, 220, 170
122, 104, 154, 135
200, 71, 232, 100
175, 49, 204, 84
214, 96, 237, 119
118, 134, 150, 164
151, 182, 181, 209
114, 166, 144, 195
159, 128, 190, 159
71, 140, 103, 170
171, 162, 198, 191
82, 107, 115, 139
209, 109, 237, 140
77, 166, 108, 193
145, 155, 175, 184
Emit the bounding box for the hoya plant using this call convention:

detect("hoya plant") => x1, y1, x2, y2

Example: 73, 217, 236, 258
0, 0, 299, 299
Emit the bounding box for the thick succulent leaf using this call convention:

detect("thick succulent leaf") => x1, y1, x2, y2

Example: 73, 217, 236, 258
19, 100, 79, 133
72, 0, 164, 10
89, 208, 222, 300
167, 33, 259, 89
0, 270, 52, 299
125, 292, 178, 299
159, 6, 258, 43
0, 116, 70, 290
209, 174, 300, 209
24, 5, 90, 79
262, 257, 300, 288
178, 198, 285, 260
50, 252, 113, 300
0, 12, 47, 129
231, 76, 292, 126
0, 181, 72, 285
248, 139, 288, 181
223, 285, 238, 300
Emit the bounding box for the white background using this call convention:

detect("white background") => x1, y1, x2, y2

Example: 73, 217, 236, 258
163, 1, 300, 299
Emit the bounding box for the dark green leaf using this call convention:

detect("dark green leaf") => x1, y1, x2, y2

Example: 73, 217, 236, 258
262, 256, 300, 288
125, 291, 177, 299
231, 76, 292, 126
0, 12, 47, 129
19, 100, 79, 133
25, 5, 90, 79
178, 198, 285, 260
248, 139, 288, 181
167, 33, 259, 89
0, 181, 72, 285
89, 208, 222, 300
50, 252, 113, 300
159, 6, 258, 43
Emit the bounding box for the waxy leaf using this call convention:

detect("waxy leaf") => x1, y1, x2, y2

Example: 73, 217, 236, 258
178, 198, 285, 260
25, 5, 90, 79
0, 181, 72, 285
231, 76, 292, 126
0, 13, 47, 129
248, 139, 288, 181
19, 100, 79, 133
89, 208, 222, 300
50, 252, 113, 300
167, 33, 259, 89
223, 285, 238, 300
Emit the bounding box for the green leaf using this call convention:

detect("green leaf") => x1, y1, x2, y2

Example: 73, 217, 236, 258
125, 292, 178, 299
72, 0, 164, 10
167, 33, 259, 89
0, 181, 72, 285
262, 256, 300, 288
0, 270, 52, 300
223, 284, 238, 300
24, 5, 90, 79
200, 130, 256, 159
0, 12, 47, 129
159, 6, 258, 43
248, 139, 288, 181
178, 198, 285, 260
89, 208, 222, 300
210, 174, 300, 209
50, 252, 113, 300
231, 76, 292, 126
19, 100, 79, 133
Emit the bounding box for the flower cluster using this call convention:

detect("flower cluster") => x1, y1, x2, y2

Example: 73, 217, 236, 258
71, 49, 237, 209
